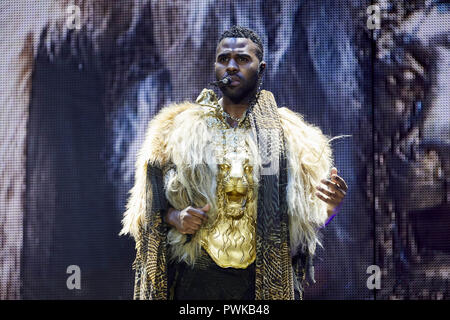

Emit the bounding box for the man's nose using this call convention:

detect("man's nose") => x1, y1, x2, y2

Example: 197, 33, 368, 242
226, 59, 239, 73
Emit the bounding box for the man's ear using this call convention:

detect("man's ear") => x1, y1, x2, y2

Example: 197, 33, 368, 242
259, 61, 266, 73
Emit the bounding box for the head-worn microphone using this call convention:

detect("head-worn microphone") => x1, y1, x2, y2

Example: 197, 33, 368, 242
208, 76, 232, 87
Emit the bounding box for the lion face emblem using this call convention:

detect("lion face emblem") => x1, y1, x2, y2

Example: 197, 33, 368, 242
217, 150, 255, 219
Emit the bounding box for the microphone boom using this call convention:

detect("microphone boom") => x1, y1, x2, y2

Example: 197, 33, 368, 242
209, 77, 232, 87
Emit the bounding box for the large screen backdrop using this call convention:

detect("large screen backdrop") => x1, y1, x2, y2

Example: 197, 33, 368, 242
0, 0, 448, 299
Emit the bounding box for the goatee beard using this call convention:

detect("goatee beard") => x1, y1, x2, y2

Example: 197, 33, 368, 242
220, 76, 260, 105
226, 88, 257, 104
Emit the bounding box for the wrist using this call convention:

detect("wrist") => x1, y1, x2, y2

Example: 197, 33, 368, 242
326, 207, 334, 217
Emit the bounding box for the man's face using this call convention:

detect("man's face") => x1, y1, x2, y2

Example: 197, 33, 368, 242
215, 37, 263, 104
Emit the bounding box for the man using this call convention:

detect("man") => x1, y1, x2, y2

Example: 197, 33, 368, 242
120, 26, 347, 300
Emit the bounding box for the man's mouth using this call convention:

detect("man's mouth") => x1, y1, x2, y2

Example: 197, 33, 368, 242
227, 76, 241, 86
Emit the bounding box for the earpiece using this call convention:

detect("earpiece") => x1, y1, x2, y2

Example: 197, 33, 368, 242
259, 63, 265, 74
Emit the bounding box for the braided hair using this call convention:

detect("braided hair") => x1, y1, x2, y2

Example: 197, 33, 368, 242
218, 25, 264, 62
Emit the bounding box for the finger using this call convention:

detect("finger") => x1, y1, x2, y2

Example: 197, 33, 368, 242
185, 223, 201, 233
322, 180, 346, 198
186, 222, 200, 231
316, 185, 336, 198
321, 178, 338, 189
327, 177, 347, 198
183, 227, 196, 235
185, 221, 201, 231
331, 167, 338, 175
201, 203, 211, 212
188, 208, 208, 222
331, 174, 348, 191
335, 187, 346, 198
186, 215, 204, 226
315, 192, 334, 205
321, 178, 345, 196
180, 229, 189, 235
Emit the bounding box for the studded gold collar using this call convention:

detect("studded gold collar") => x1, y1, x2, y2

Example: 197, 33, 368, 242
195, 89, 251, 129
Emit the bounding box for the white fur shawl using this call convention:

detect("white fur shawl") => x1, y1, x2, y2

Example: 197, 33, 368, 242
120, 100, 333, 261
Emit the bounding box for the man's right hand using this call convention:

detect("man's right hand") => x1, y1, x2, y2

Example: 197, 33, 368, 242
165, 204, 210, 235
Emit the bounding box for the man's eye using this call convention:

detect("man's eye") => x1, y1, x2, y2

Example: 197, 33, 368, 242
238, 56, 248, 62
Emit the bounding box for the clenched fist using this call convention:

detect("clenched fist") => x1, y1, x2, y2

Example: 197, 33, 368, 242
164, 204, 210, 235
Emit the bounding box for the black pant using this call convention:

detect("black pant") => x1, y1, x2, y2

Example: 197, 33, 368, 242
169, 249, 255, 300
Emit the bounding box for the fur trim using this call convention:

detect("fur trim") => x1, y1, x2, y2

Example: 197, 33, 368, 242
119, 101, 196, 239
163, 106, 261, 265
121, 101, 334, 261
278, 107, 333, 256
162, 104, 221, 265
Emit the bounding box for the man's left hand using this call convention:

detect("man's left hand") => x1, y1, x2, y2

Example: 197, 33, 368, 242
315, 167, 348, 218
